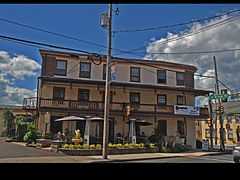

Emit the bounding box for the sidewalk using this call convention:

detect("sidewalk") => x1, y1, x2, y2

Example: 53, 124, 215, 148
0, 151, 230, 163
89, 151, 231, 163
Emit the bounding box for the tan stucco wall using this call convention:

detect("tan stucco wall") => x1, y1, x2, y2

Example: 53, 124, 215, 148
186, 119, 196, 148
53, 57, 190, 87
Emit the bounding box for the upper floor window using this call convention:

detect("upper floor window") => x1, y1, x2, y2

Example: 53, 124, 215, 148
55, 60, 67, 76
53, 87, 65, 100
157, 70, 167, 84
177, 95, 186, 105
78, 89, 89, 102
157, 94, 167, 106
80, 62, 91, 78
130, 67, 140, 82
176, 72, 185, 86
130, 92, 140, 104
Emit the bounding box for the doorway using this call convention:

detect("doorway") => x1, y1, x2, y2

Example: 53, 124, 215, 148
158, 120, 167, 136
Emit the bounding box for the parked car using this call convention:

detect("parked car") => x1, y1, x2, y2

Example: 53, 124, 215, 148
233, 145, 240, 163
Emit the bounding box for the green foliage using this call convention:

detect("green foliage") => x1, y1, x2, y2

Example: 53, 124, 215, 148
23, 123, 38, 144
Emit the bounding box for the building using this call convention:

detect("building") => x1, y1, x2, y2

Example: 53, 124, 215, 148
196, 100, 240, 145
0, 105, 34, 136
23, 49, 210, 148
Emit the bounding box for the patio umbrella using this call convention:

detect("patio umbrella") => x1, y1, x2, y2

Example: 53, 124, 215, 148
54, 116, 85, 122
87, 116, 104, 122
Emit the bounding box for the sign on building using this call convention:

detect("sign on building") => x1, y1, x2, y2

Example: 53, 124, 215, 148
174, 105, 200, 116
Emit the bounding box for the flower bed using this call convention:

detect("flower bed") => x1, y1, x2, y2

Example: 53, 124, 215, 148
59, 143, 158, 156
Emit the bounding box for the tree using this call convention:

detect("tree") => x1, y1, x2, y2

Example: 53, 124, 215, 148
3, 110, 15, 137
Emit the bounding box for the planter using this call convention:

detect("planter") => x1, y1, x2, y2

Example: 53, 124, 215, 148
72, 138, 82, 145
59, 147, 158, 156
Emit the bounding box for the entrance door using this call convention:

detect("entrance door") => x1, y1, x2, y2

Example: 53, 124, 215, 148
50, 116, 63, 135
158, 120, 167, 136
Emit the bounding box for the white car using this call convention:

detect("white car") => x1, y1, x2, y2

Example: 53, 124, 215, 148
233, 145, 240, 163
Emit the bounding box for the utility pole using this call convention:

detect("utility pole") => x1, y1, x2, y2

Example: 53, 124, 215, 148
102, 3, 112, 159
213, 56, 225, 151
208, 99, 214, 150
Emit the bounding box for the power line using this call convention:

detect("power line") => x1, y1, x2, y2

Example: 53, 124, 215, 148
0, 16, 145, 55
113, 15, 240, 56
113, 9, 240, 33
0, 34, 99, 55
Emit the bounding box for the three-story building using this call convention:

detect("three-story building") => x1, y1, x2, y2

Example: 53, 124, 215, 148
24, 49, 210, 148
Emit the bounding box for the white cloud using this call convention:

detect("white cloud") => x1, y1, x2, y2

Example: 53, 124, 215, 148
145, 15, 240, 92
0, 51, 41, 80
0, 51, 39, 105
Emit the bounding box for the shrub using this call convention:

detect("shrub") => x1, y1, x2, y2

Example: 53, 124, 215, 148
74, 144, 81, 149
63, 144, 69, 149
82, 144, 89, 149
96, 144, 102, 149
89, 144, 96, 149
68, 144, 74, 149
116, 144, 123, 149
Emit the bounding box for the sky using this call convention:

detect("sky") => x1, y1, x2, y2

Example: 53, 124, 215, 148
0, 4, 240, 106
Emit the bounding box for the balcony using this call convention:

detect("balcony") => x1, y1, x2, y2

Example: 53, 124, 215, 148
23, 97, 37, 110
36, 98, 209, 118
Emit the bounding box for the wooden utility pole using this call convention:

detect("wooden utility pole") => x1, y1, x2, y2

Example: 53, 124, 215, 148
213, 56, 225, 151
102, 3, 112, 159
208, 99, 214, 150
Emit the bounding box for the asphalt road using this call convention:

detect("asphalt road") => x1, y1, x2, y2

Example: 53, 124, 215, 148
0, 137, 62, 159
122, 154, 234, 163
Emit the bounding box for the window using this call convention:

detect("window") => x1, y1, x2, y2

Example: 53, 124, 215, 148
176, 72, 185, 86
53, 87, 65, 100
102, 64, 106, 80
177, 120, 185, 138
157, 70, 166, 84
177, 95, 186, 105
55, 60, 67, 76
78, 89, 89, 102
157, 95, 167, 105
130, 67, 140, 82
80, 62, 91, 78
130, 92, 140, 104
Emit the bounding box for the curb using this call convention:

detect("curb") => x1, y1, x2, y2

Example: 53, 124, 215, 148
93, 151, 232, 163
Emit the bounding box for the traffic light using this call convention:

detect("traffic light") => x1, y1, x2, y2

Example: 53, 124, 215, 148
219, 106, 224, 113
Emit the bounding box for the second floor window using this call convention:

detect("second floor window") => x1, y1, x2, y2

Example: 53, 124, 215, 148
130, 92, 140, 104
78, 89, 89, 102
177, 95, 186, 105
130, 67, 140, 82
102, 64, 106, 80
55, 60, 67, 76
176, 72, 185, 86
80, 62, 91, 78
157, 70, 166, 84
53, 87, 65, 100
157, 95, 167, 105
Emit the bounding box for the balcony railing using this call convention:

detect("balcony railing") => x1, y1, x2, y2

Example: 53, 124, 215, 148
23, 97, 37, 110
37, 98, 209, 117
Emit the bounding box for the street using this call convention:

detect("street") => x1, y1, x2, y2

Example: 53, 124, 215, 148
0, 138, 62, 159
121, 154, 233, 163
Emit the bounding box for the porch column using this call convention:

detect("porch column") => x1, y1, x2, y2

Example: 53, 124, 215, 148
129, 119, 136, 144
84, 120, 91, 145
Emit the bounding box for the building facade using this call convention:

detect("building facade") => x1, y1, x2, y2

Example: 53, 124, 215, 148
196, 100, 240, 145
24, 49, 210, 148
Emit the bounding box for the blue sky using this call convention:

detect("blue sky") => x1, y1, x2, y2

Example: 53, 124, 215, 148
0, 4, 240, 105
